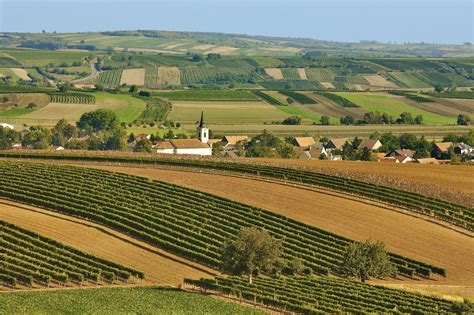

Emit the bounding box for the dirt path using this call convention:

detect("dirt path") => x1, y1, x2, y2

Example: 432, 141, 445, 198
0, 200, 216, 287
65, 165, 474, 288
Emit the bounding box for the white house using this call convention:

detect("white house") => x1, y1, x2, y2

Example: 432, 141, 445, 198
152, 111, 212, 156
0, 123, 14, 130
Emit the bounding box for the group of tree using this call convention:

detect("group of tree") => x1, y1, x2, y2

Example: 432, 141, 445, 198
340, 111, 423, 126
221, 227, 396, 284
244, 130, 295, 158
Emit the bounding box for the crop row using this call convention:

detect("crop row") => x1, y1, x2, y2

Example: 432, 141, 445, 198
0, 220, 143, 289
314, 91, 360, 108
48, 92, 96, 104
98, 70, 122, 86
185, 276, 454, 314
279, 91, 317, 104
2, 151, 471, 233
425, 91, 474, 99
251, 90, 284, 105
0, 161, 446, 279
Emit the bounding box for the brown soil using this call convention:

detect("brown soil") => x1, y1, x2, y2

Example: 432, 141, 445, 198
0, 199, 216, 286
308, 94, 367, 119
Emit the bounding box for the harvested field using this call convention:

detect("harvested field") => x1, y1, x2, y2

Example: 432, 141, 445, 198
246, 158, 474, 208
297, 68, 307, 80
59, 164, 474, 290
192, 44, 215, 50
319, 82, 335, 89
120, 68, 145, 86
364, 74, 398, 88
0, 93, 50, 111
21, 102, 98, 120
205, 46, 239, 54
9, 68, 30, 80
264, 68, 284, 80
0, 199, 215, 286
396, 95, 473, 118
157, 66, 181, 85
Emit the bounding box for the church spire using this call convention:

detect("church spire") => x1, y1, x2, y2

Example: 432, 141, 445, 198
199, 110, 206, 128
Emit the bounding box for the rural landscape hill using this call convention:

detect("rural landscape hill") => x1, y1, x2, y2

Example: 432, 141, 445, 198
0, 26, 474, 314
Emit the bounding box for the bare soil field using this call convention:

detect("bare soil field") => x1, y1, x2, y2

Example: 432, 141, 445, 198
297, 68, 307, 80
62, 164, 474, 292
264, 68, 284, 80
9, 68, 31, 80
205, 46, 239, 55
0, 199, 215, 286
364, 74, 398, 88
120, 68, 145, 86
246, 158, 474, 207
395, 96, 473, 117
157, 66, 181, 85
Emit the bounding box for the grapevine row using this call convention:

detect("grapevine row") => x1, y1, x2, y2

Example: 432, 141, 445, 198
185, 276, 455, 314
314, 91, 360, 107
279, 90, 317, 104
48, 92, 96, 104
0, 220, 144, 289
251, 90, 284, 105
0, 161, 446, 279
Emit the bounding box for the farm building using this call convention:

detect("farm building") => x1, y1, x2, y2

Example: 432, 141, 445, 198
0, 123, 14, 129
357, 139, 382, 151
152, 111, 212, 156
384, 149, 414, 163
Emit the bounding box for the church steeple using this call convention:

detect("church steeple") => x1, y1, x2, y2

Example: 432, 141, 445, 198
197, 110, 209, 144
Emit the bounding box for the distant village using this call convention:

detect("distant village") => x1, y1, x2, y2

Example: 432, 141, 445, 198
1, 112, 473, 164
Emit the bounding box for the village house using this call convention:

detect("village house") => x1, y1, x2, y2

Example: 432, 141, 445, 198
432, 142, 453, 159
357, 139, 382, 151
292, 137, 316, 148
384, 149, 415, 163
325, 138, 349, 152
298, 146, 328, 160
152, 111, 212, 156
0, 123, 14, 129
453, 143, 473, 155
220, 135, 249, 149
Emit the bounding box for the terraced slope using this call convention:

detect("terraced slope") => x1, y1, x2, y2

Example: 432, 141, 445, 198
0, 161, 444, 279
186, 276, 456, 314
0, 220, 143, 289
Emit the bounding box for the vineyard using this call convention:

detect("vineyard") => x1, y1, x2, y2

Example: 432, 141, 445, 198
425, 91, 474, 99
0, 161, 447, 279
185, 276, 456, 314
98, 70, 123, 86
281, 68, 301, 80
1, 151, 471, 232
251, 90, 284, 105
152, 90, 258, 101
0, 220, 144, 288
388, 90, 434, 103
279, 91, 317, 104
314, 92, 360, 108
48, 92, 96, 104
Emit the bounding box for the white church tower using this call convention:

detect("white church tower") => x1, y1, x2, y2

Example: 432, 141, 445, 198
197, 110, 209, 144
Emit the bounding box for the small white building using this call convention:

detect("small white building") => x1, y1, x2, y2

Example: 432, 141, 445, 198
152, 111, 212, 156
0, 123, 14, 130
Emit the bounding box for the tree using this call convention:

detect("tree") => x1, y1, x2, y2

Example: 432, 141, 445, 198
340, 115, 355, 125
58, 82, 72, 92
0, 126, 19, 150
212, 142, 223, 156
77, 109, 120, 132
134, 139, 152, 153
320, 115, 330, 125
281, 116, 302, 125
339, 241, 396, 282
360, 147, 373, 161
128, 85, 138, 94
434, 85, 444, 93
457, 114, 471, 126
22, 126, 52, 149
221, 227, 283, 284
414, 115, 423, 125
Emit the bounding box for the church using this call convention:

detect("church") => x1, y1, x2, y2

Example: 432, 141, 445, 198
153, 111, 212, 156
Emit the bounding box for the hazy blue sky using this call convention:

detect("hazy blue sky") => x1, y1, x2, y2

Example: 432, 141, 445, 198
1, 0, 472, 44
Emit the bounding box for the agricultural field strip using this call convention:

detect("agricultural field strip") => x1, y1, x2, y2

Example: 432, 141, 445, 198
152, 90, 259, 101
0, 220, 143, 289
0, 161, 446, 279
1, 152, 470, 232
186, 276, 454, 314
48, 92, 96, 104
279, 91, 317, 104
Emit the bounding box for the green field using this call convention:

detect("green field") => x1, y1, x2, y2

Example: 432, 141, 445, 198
94, 93, 145, 122
335, 92, 456, 124
2, 49, 89, 67
0, 107, 36, 117
0, 287, 262, 314
169, 103, 290, 124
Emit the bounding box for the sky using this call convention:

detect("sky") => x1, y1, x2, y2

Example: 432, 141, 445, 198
0, 0, 473, 44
